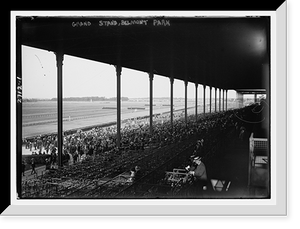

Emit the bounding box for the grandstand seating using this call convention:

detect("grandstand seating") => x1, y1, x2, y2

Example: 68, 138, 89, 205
21, 104, 269, 198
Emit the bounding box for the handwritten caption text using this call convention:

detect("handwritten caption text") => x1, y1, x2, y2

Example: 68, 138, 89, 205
72, 19, 171, 27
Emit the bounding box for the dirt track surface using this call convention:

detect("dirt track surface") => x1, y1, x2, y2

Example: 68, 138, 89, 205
22, 100, 198, 138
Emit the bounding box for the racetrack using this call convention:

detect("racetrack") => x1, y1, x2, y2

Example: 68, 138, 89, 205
22, 100, 200, 138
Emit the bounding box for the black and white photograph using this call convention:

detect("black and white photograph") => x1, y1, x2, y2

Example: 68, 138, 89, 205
5, 5, 288, 217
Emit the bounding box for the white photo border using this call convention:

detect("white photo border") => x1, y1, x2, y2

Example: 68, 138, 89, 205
6, 4, 287, 216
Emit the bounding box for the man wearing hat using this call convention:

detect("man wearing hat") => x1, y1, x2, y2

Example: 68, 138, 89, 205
194, 139, 204, 157
188, 156, 208, 196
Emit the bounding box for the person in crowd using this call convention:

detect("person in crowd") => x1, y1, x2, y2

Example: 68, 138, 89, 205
128, 166, 142, 183
194, 139, 204, 157
80, 152, 87, 162
29, 142, 33, 151
24, 139, 29, 149
62, 152, 70, 166
30, 158, 37, 175
45, 158, 51, 170
68, 152, 74, 166
187, 156, 208, 195
73, 150, 79, 163
239, 126, 246, 141
50, 149, 57, 169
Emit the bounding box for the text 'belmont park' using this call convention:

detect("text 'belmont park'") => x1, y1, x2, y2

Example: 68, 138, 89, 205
72, 19, 171, 27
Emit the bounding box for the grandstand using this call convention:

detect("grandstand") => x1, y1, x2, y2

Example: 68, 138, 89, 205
21, 104, 269, 199
17, 16, 270, 199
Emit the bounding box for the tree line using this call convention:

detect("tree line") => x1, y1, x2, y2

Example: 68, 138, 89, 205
52, 96, 129, 102
23, 96, 129, 102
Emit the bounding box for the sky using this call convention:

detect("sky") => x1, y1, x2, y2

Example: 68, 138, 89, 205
22, 45, 236, 99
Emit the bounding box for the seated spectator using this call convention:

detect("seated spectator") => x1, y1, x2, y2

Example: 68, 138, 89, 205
188, 156, 208, 193
128, 166, 142, 183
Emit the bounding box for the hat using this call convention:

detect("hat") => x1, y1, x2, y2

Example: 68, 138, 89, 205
190, 155, 196, 159
193, 156, 201, 161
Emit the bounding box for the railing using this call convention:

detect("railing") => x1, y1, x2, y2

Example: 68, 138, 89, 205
248, 132, 268, 186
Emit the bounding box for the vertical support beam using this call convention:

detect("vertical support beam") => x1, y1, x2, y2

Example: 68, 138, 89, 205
203, 84, 206, 115
209, 86, 212, 113
184, 80, 188, 124
115, 65, 122, 148
226, 89, 228, 111
219, 88, 221, 112
170, 77, 174, 131
56, 51, 64, 168
16, 20, 22, 197
195, 83, 198, 121
222, 89, 225, 111
149, 72, 154, 135
254, 93, 258, 103
215, 87, 217, 112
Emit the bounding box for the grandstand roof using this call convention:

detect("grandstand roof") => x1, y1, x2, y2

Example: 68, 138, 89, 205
19, 16, 270, 90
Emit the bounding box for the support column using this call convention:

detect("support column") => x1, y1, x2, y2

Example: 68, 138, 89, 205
219, 88, 221, 112
215, 87, 217, 112
203, 84, 206, 115
115, 65, 122, 148
184, 80, 188, 124
254, 93, 258, 103
195, 83, 198, 121
56, 51, 64, 168
170, 77, 174, 131
226, 89, 228, 111
149, 72, 154, 135
209, 86, 212, 113
222, 89, 225, 111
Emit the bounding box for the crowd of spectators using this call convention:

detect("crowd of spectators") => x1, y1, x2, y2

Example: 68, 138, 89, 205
21, 102, 267, 199
22, 104, 257, 171
22, 110, 188, 167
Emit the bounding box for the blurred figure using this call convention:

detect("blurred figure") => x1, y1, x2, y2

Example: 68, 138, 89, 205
45, 158, 51, 170
194, 139, 204, 157
187, 156, 208, 195
129, 166, 141, 183
30, 158, 36, 175
239, 126, 246, 141
50, 148, 57, 169
68, 152, 74, 165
